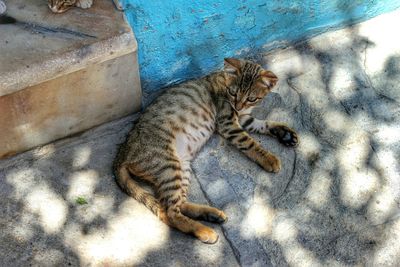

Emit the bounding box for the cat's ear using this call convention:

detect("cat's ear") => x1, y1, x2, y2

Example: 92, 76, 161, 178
260, 70, 278, 88
224, 58, 242, 76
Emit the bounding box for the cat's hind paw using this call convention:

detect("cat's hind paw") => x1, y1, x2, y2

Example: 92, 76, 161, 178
194, 226, 219, 244
202, 209, 227, 224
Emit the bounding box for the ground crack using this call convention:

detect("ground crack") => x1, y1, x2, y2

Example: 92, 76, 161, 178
17, 21, 96, 38
339, 100, 351, 115
192, 170, 242, 265
274, 150, 297, 203
360, 41, 399, 105
286, 78, 307, 130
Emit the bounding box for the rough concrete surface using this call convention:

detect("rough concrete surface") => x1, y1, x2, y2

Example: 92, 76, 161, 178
1, 9, 400, 267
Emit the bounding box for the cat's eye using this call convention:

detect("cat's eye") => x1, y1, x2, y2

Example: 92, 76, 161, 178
247, 97, 258, 102
228, 87, 236, 96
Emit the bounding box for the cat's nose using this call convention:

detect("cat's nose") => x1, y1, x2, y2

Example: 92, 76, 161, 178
235, 102, 243, 111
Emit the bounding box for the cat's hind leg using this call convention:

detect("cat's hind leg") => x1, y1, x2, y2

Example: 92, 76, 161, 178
181, 202, 227, 223
115, 164, 165, 221
179, 164, 227, 223
156, 162, 219, 244
167, 206, 219, 243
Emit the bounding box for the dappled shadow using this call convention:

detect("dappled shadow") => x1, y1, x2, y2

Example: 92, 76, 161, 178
1, 8, 400, 267
198, 9, 400, 266
191, 8, 400, 267
0, 114, 238, 266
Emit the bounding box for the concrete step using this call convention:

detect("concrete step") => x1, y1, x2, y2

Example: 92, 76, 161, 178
0, 0, 141, 159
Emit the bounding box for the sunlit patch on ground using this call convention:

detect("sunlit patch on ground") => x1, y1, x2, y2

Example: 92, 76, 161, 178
67, 170, 99, 203
305, 170, 332, 208
1, 9, 400, 266
72, 146, 92, 169
241, 197, 275, 238
64, 199, 169, 266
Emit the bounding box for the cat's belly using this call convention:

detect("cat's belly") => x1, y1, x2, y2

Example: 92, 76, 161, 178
175, 121, 215, 161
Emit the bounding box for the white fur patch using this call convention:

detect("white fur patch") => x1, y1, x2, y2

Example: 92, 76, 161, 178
175, 123, 214, 161
76, 0, 93, 9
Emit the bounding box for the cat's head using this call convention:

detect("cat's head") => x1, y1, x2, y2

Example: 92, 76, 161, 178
48, 0, 77, 13
223, 58, 278, 112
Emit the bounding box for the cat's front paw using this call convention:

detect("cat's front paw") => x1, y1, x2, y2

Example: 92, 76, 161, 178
76, 0, 93, 9
261, 153, 281, 173
269, 125, 299, 147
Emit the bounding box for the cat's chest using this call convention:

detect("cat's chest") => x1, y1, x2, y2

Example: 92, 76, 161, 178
175, 115, 215, 161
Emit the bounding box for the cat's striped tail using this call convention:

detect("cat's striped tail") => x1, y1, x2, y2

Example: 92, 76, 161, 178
115, 165, 167, 222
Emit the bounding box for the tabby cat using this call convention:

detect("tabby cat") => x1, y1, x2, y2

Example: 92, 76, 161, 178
48, 0, 93, 13
114, 58, 299, 244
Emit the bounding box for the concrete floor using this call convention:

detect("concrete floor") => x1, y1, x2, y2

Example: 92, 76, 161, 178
1, 9, 400, 267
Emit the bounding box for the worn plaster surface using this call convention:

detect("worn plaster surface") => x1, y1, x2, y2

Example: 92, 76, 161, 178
121, 0, 400, 94
1, 10, 400, 266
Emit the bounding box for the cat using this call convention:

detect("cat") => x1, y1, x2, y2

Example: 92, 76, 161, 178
113, 58, 299, 244
48, 0, 93, 13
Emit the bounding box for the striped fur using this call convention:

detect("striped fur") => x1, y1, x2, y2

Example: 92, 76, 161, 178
48, 0, 93, 13
114, 58, 299, 244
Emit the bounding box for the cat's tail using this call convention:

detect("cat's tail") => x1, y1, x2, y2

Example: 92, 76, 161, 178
115, 165, 168, 223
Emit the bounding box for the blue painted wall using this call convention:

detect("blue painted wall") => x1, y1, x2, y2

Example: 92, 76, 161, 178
119, 0, 400, 95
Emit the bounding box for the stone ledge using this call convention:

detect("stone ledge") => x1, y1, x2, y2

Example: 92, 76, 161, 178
0, 0, 137, 97
0, 0, 141, 159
